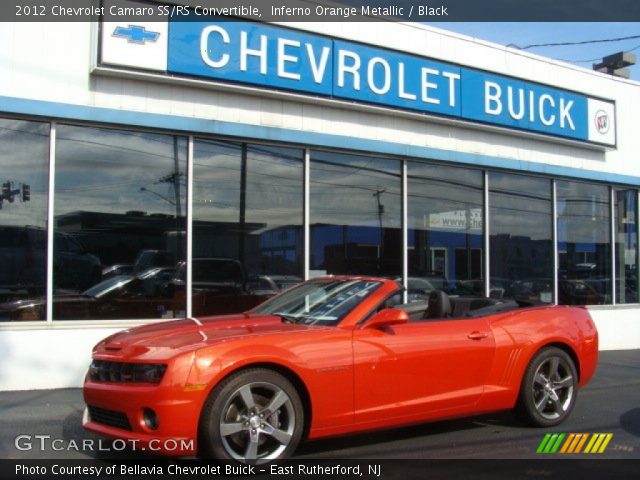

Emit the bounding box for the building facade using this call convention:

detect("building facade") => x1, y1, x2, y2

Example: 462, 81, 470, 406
0, 11, 639, 390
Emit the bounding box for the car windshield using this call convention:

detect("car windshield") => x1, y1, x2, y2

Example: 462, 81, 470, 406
251, 279, 381, 326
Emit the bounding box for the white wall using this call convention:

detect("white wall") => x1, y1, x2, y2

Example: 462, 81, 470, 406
588, 307, 640, 352
0, 327, 122, 391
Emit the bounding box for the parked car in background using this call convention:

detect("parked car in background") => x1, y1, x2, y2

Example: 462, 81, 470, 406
170, 258, 275, 316
247, 275, 302, 296
0, 267, 179, 321
54, 232, 102, 291
0, 225, 47, 302
390, 276, 438, 303
450, 279, 506, 298
0, 226, 102, 303
102, 264, 134, 280
133, 250, 176, 273
559, 279, 604, 305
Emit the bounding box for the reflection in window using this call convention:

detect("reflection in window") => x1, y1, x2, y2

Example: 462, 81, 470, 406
0, 119, 49, 321
615, 190, 638, 303
192, 140, 303, 316
54, 125, 187, 320
310, 151, 401, 277
407, 162, 484, 299
557, 181, 611, 305
490, 173, 553, 303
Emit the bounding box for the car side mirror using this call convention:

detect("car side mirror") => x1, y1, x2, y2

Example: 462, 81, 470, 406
364, 308, 409, 329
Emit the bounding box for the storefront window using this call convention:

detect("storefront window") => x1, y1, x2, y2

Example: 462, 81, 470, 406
615, 189, 638, 303
490, 173, 553, 303
407, 162, 484, 300
557, 181, 611, 305
53, 125, 187, 320
192, 140, 303, 316
310, 151, 402, 278
0, 118, 49, 322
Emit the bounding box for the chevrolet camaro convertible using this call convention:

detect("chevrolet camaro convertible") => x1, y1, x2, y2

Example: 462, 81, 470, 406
83, 277, 598, 463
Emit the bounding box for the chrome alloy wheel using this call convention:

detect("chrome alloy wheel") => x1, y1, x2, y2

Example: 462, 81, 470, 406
532, 356, 575, 420
218, 381, 295, 464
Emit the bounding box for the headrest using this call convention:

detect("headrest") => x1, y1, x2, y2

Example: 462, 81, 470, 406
426, 290, 452, 319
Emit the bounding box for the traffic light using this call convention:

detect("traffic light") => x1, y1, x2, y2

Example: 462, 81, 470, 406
21, 184, 30, 202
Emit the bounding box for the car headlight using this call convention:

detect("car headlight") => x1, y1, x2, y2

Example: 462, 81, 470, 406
131, 363, 167, 383
88, 360, 167, 384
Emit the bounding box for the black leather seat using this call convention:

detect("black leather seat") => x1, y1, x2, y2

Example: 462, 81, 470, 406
424, 290, 452, 319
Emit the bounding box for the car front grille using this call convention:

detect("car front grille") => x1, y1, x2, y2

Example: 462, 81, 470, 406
87, 405, 132, 431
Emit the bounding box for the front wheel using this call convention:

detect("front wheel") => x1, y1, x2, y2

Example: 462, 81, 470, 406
515, 347, 578, 427
199, 369, 304, 464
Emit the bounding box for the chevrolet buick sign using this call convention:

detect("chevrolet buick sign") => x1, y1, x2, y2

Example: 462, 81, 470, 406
100, 19, 617, 147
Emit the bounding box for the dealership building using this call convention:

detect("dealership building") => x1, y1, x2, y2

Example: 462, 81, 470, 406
1, 5, 639, 390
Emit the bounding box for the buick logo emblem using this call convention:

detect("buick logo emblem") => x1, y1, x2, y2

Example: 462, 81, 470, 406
594, 110, 610, 135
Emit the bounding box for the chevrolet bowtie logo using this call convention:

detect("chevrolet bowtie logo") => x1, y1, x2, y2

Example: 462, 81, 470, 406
112, 25, 160, 44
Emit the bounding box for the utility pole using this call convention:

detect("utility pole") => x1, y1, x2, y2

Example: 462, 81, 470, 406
373, 187, 386, 264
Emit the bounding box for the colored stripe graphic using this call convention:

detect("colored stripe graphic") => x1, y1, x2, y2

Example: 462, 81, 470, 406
585, 433, 614, 453
598, 434, 613, 453
559, 433, 575, 453
567, 433, 585, 453
550, 433, 566, 453
544, 434, 559, 453
574, 433, 589, 453
584, 434, 599, 453
537, 433, 552, 453
538, 433, 613, 454
537, 433, 566, 453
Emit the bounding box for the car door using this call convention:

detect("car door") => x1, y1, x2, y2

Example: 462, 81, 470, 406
352, 317, 495, 425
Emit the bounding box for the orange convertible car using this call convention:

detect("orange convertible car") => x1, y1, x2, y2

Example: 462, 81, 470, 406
83, 277, 598, 463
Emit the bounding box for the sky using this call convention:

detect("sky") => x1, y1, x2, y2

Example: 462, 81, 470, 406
426, 23, 640, 81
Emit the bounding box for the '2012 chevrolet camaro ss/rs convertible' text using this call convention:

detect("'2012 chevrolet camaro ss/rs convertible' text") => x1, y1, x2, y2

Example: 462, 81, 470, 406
83, 277, 598, 464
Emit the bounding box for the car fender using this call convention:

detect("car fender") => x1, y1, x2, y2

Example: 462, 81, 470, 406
187, 338, 355, 435
477, 306, 597, 411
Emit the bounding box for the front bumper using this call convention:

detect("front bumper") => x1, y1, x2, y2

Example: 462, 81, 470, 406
83, 380, 205, 456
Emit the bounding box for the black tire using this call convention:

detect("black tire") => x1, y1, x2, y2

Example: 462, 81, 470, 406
515, 347, 578, 427
199, 368, 304, 464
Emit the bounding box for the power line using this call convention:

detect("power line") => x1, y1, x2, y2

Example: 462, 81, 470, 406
507, 34, 640, 50
564, 42, 640, 64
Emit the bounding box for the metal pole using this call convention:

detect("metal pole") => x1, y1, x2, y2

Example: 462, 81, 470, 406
611, 187, 616, 304
186, 136, 194, 318
303, 149, 310, 280
239, 144, 248, 267
46, 123, 56, 323
483, 171, 490, 298
402, 161, 408, 304
173, 137, 182, 218
552, 180, 559, 305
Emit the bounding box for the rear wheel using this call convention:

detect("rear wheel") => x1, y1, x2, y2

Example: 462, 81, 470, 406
199, 369, 304, 464
515, 347, 578, 427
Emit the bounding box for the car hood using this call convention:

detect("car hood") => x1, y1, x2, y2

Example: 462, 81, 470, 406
94, 313, 330, 357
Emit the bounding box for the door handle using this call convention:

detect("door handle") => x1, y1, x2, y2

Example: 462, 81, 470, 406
467, 331, 489, 340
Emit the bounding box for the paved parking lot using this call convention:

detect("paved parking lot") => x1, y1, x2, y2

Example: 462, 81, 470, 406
0, 350, 638, 460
